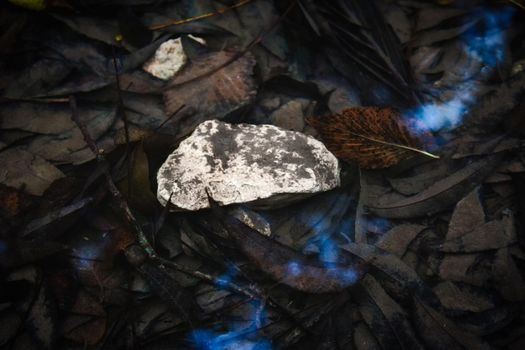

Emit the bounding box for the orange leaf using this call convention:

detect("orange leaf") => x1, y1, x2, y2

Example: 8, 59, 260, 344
307, 107, 438, 169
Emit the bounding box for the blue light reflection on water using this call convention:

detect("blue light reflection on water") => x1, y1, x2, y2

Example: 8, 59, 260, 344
190, 301, 272, 350
407, 7, 514, 133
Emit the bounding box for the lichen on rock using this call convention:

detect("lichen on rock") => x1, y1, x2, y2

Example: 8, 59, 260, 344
157, 120, 340, 211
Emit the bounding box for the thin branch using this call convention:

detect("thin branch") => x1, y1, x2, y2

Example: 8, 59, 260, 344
69, 95, 157, 258
148, 0, 255, 31
69, 95, 262, 300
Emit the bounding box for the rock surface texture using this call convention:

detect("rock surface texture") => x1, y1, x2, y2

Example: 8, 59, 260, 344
157, 120, 340, 210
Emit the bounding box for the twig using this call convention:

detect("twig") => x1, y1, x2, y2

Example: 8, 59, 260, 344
111, 46, 132, 194
154, 104, 185, 132
354, 169, 368, 244
148, 0, 255, 31
69, 95, 263, 301
69, 95, 156, 258
154, 255, 261, 300
167, 0, 298, 88
509, 0, 525, 11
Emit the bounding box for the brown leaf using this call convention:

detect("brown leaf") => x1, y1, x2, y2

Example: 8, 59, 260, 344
433, 281, 495, 313
447, 187, 485, 239
376, 224, 427, 257
492, 247, 525, 302
307, 107, 437, 169
355, 275, 423, 349
369, 155, 501, 218
439, 253, 491, 286
0, 148, 65, 196
0, 184, 34, 217
117, 142, 157, 212
412, 297, 490, 350
164, 50, 257, 139
61, 315, 106, 346
213, 205, 367, 293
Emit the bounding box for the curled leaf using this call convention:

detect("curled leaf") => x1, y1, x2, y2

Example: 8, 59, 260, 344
307, 107, 438, 169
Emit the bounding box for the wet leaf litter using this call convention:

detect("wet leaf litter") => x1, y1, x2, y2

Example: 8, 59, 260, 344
1, 0, 525, 350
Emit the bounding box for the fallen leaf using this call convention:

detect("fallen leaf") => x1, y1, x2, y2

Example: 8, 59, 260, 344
22, 197, 93, 236
433, 281, 495, 313
61, 315, 106, 346
369, 155, 501, 218
412, 297, 490, 350
376, 224, 427, 257
446, 187, 485, 239
461, 71, 525, 132
436, 220, 514, 253
387, 161, 450, 196
0, 148, 65, 196
0, 184, 34, 217
341, 243, 424, 298
355, 275, 423, 349
307, 107, 437, 169
164, 50, 257, 139
118, 142, 157, 211
298, 1, 416, 103
435, 190, 516, 250
492, 247, 525, 302
0, 311, 23, 346
439, 253, 491, 286
212, 204, 367, 293
60, 289, 106, 346
138, 261, 202, 321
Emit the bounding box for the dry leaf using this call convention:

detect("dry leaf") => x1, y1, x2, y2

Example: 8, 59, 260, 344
213, 204, 367, 293
492, 247, 525, 302
356, 275, 424, 349
0, 147, 65, 196
369, 155, 501, 218
307, 107, 436, 169
433, 281, 495, 313
376, 224, 427, 257
413, 297, 490, 350
164, 50, 257, 139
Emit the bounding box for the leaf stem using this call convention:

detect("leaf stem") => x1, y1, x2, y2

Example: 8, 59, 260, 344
149, 0, 255, 31
347, 131, 440, 160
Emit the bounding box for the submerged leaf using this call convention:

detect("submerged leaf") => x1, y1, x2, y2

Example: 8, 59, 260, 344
356, 275, 423, 349
369, 155, 501, 218
412, 297, 490, 350
212, 204, 367, 293
163, 50, 257, 139
307, 107, 437, 169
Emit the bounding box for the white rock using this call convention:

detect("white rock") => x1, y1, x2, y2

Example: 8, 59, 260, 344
143, 38, 187, 80
157, 120, 340, 211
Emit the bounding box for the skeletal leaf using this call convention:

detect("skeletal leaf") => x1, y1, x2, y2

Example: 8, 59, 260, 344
307, 107, 437, 169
